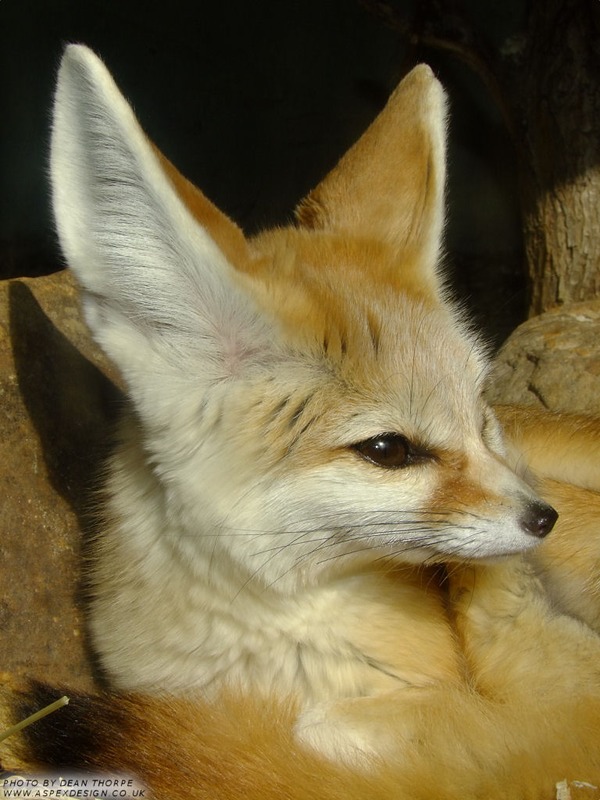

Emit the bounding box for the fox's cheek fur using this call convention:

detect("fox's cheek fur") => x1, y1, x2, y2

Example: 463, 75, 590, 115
255, 459, 549, 581
140, 401, 552, 589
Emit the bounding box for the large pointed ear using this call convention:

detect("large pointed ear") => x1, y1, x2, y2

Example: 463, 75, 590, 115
295, 65, 447, 285
51, 45, 271, 422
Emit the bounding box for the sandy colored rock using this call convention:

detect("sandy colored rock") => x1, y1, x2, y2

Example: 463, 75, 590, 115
486, 300, 600, 417
0, 270, 121, 690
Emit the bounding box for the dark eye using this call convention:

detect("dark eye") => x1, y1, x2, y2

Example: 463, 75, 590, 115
352, 433, 413, 469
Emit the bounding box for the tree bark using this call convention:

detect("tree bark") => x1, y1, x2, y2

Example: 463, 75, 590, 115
515, 0, 600, 314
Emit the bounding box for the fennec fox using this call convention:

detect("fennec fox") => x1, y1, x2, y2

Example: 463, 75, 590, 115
3, 45, 600, 798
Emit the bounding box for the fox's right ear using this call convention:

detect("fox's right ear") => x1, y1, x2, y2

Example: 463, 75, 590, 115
51, 45, 273, 423
295, 66, 447, 295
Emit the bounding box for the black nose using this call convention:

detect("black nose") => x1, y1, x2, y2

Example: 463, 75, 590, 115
520, 500, 558, 538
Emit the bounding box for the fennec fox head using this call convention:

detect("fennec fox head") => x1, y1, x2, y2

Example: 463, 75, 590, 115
51, 46, 556, 591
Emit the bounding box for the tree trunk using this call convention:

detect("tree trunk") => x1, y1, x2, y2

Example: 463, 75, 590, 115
516, 0, 600, 315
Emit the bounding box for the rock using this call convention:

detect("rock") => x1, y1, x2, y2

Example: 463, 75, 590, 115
486, 300, 600, 417
0, 270, 121, 691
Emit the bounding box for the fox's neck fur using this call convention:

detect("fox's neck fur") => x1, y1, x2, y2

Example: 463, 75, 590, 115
96, 413, 462, 699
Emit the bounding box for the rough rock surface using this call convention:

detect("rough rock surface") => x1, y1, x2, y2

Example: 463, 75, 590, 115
0, 270, 121, 691
485, 299, 600, 417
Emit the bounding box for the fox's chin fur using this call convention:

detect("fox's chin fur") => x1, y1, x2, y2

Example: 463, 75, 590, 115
3, 44, 600, 794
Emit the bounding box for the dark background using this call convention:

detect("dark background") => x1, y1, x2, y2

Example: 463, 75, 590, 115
0, 0, 526, 345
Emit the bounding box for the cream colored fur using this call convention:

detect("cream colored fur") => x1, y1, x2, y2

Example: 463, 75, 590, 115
45, 44, 600, 783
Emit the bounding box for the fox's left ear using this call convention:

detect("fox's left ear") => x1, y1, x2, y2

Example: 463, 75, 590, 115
295, 66, 447, 291
51, 45, 274, 426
